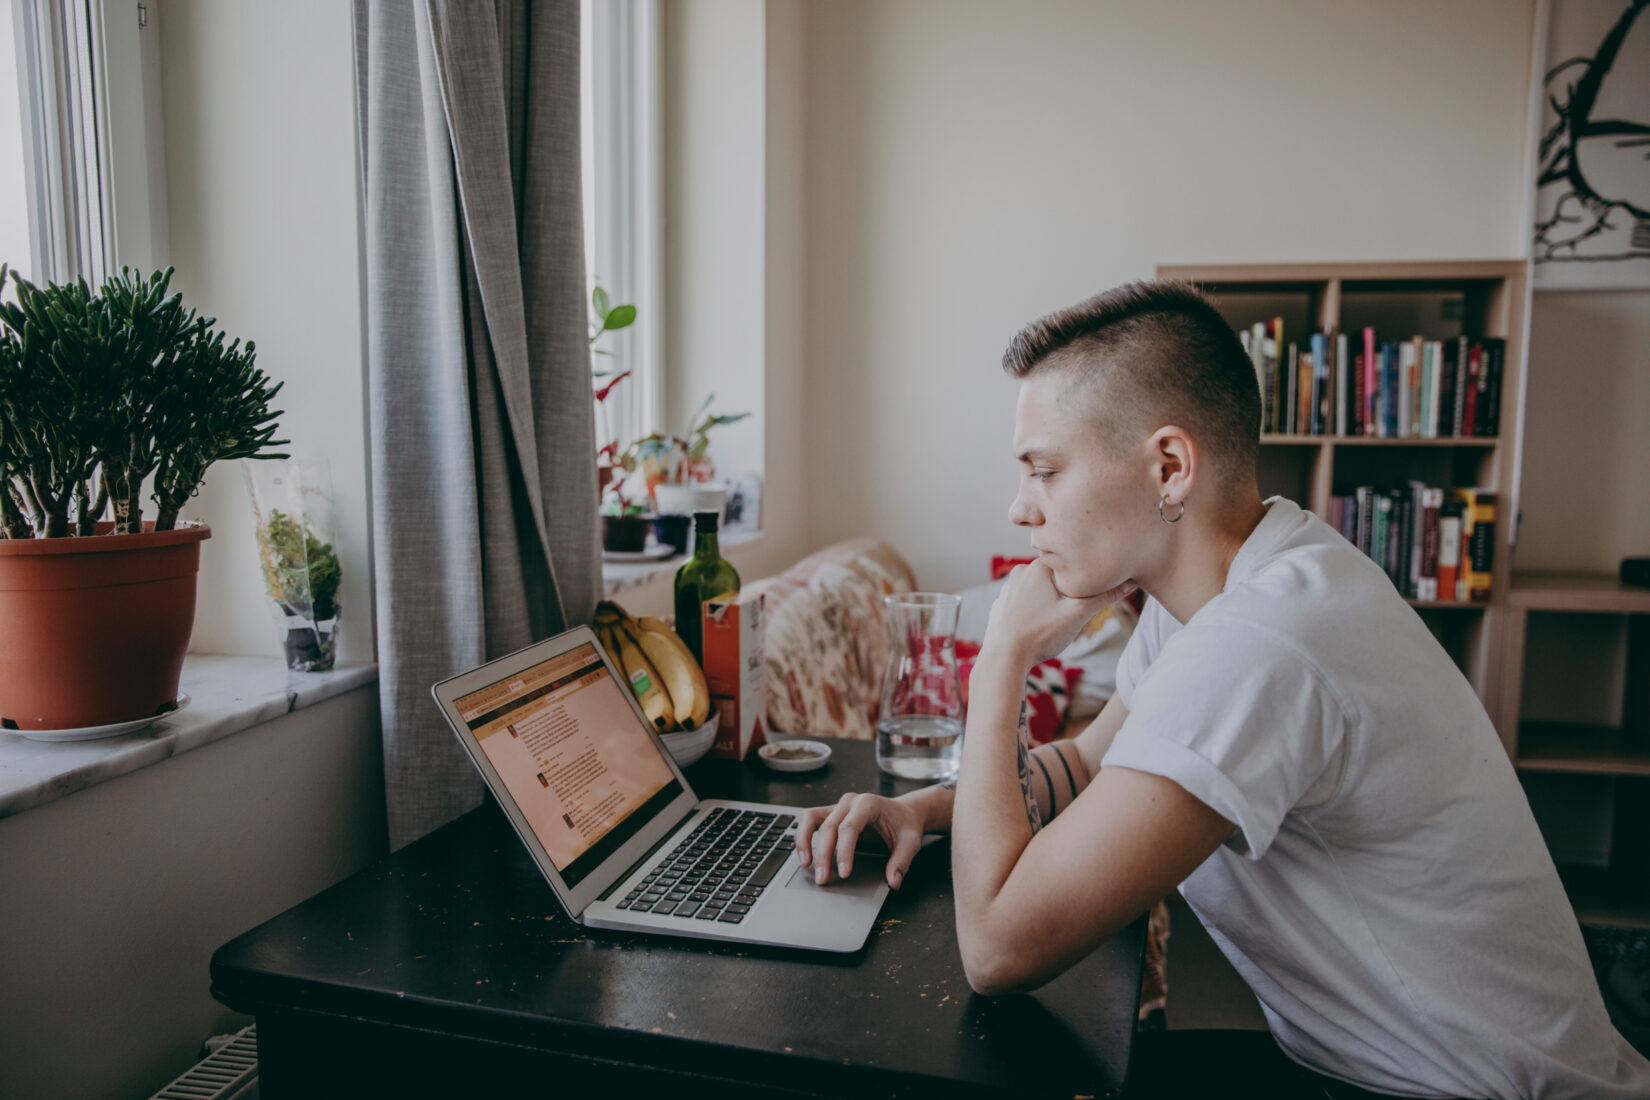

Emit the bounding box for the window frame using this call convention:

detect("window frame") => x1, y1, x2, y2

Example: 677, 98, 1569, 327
9, 0, 165, 288
586, 0, 663, 462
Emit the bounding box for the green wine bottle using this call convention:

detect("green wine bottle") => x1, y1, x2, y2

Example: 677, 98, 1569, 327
673, 510, 740, 666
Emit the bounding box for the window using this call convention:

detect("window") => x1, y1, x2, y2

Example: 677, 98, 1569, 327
582, 0, 662, 470
3, 0, 166, 292
1, 1, 35, 283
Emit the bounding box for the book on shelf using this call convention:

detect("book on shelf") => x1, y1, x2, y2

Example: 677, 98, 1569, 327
1329, 483, 1494, 601
1254, 327, 1502, 440
1285, 341, 1299, 435
1386, 486, 1411, 592
1309, 333, 1325, 437
1381, 342, 1399, 439
1475, 338, 1504, 438
1335, 331, 1350, 437
1417, 487, 1443, 600
1420, 340, 1440, 440
1297, 348, 1315, 436
1461, 343, 1479, 437
1362, 327, 1378, 437
1406, 480, 1428, 598
1272, 317, 1285, 434
1451, 489, 1496, 602
1436, 499, 1463, 602
1244, 321, 1270, 433
1397, 340, 1416, 438
1439, 339, 1458, 438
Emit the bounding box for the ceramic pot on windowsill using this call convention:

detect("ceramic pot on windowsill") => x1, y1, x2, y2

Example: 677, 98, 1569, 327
0, 265, 286, 739
0, 523, 211, 733
652, 482, 728, 528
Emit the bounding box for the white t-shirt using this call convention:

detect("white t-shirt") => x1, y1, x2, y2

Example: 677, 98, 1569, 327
1104, 497, 1650, 1100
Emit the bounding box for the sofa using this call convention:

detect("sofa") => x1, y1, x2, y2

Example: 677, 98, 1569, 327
745, 537, 1170, 1024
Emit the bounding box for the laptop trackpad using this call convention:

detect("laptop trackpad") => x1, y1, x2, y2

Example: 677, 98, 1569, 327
783, 858, 887, 899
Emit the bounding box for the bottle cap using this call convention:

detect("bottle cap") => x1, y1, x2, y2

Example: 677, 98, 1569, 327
693, 509, 719, 533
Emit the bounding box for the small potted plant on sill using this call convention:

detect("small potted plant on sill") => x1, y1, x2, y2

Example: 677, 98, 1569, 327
588, 283, 661, 553
248, 459, 342, 672
0, 265, 286, 735
640, 393, 751, 523
600, 493, 654, 553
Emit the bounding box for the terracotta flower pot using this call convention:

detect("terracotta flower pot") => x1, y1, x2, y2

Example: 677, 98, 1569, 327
0, 522, 210, 730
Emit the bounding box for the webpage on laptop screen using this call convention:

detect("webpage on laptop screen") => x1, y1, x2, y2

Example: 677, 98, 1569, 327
455, 642, 680, 888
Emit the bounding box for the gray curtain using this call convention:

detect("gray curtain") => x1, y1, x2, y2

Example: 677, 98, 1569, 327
354, 0, 600, 849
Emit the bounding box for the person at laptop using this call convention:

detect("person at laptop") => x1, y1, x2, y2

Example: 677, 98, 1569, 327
793, 281, 1649, 1100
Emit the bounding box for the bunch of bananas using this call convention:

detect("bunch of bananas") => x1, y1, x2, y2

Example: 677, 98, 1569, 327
592, 600, 711, 734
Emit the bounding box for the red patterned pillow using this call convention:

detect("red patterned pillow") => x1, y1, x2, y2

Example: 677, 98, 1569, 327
990, 555, 1036, 581
954, 639, 1082, 745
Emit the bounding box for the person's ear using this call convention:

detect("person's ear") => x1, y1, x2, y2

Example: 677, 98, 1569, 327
1148, 425, 1195, 507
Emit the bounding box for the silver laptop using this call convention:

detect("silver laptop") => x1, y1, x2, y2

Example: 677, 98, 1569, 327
431, 625, 892, 952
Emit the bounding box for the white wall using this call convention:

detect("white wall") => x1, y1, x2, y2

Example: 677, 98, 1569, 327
801, 0, 1538, 592
158, 0, 374, 664
0, 688, 386, 1100
1516, 290, 1650, 573
663, 0, 766, 493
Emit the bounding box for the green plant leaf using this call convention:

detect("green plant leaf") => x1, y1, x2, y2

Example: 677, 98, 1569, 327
592, 285, 611, 320
602, 304, 636, 332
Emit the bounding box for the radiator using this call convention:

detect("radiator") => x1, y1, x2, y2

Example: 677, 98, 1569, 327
149, 1024, 258, 1100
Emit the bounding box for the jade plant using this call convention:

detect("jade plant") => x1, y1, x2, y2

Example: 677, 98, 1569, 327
0, 265, 287, 538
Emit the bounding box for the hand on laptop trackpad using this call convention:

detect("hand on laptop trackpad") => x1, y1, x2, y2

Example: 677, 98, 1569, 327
783, 856, 888, 898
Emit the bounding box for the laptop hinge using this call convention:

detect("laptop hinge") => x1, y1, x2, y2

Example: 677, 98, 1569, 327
593, 805, 704, 903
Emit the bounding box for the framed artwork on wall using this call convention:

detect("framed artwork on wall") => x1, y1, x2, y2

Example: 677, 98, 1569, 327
723, 473, 762, 534
1529, 0, 1650, 290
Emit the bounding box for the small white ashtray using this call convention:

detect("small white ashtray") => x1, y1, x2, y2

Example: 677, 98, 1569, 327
757, 738, 832, 772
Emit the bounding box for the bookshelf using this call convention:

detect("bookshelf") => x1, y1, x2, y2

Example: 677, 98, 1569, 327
1158, 260, 1527, 732
1163, 260, 1650, 926
1498, 575, 1650, 773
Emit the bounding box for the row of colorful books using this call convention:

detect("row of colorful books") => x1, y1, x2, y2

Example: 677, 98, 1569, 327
1238, 321, 1504, 439
1328, 485, 1496, 601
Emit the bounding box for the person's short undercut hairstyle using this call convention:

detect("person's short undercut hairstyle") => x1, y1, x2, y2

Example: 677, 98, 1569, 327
1002, 280, 1261, 489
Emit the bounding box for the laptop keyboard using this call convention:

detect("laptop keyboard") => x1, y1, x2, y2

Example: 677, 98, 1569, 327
616, 808, 797, 924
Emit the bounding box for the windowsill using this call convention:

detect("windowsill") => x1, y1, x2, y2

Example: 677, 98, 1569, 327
603, 528, 765, 597
0, 655, 379, 820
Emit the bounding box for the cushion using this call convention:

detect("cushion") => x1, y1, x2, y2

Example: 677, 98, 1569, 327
955, 578, 1136, 725
955, 639, 1081, 745
751, 538, 918, 741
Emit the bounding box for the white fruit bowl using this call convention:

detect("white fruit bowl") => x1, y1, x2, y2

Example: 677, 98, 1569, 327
660, 712, 718, 767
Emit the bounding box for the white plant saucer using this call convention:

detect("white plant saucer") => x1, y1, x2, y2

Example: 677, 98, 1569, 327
8, 694, 192, 742
757, 738, 832, 772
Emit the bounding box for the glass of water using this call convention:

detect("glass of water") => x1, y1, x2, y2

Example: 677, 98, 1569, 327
875, 592, 964, 781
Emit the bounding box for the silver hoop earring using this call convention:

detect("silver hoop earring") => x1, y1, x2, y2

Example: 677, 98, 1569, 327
1159, 494, 1185, 524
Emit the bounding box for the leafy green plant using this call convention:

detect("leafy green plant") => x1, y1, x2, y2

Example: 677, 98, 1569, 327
254, 506, 340, 671
0, 265, 287, 538
256, 508, 341, 622
624, 393, 751, 490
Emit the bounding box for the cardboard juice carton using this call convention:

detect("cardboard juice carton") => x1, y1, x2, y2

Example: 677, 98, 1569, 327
702, 589, 766, 760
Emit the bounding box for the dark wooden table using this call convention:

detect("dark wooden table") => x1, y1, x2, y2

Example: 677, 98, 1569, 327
211, 738, 1145, 1098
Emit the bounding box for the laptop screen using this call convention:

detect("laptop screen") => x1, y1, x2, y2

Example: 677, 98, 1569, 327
453, 641, 682, 889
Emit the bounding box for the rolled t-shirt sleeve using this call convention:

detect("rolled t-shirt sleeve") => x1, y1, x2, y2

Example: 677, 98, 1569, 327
1102, 619, 1350, 860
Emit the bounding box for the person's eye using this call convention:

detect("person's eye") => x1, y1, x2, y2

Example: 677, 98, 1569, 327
1031, 469, 1055, 483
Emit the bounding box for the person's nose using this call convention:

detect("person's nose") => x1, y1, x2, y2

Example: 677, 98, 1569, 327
1008, 487, 1039, 528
